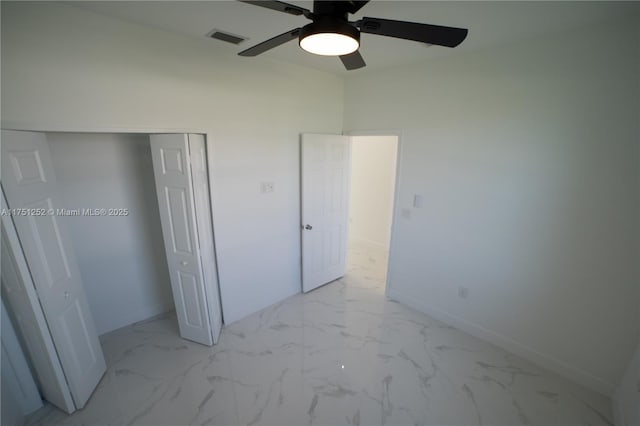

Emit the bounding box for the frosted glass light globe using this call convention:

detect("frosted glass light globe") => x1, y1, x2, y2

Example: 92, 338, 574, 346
300, 32, 359, 56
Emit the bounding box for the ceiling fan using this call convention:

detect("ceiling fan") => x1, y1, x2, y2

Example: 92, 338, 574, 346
237, 0, 468, 70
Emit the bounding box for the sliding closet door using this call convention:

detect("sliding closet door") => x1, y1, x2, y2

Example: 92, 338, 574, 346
1, 130, 106, 410
150, 134, 215, 346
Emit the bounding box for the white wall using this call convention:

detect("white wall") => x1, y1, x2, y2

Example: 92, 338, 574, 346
344, 20, 640, 395
613, 337, 640, 425
46, 133, 174, 334
349, 135, 397, 248
0, 2, 344, 324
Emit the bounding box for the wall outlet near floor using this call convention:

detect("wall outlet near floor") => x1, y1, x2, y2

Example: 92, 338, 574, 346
260, 181, 274, 193
458, 286, 469, 299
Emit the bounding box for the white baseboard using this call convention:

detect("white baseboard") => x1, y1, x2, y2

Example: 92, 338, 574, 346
98, 302, 173, 335
386, 288, 615, 397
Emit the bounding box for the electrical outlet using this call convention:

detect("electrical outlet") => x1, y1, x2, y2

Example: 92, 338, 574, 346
260, 182, 274, 193
458, 286, 469, 299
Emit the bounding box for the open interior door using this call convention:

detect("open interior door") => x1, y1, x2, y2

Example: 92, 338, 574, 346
150, 134, 221, 345
1, 130, 106, 410
300, 133, 351, 293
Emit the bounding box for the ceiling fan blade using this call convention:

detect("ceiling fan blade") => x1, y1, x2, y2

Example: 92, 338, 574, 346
239, 1, 313, 19
360, 17, 468, 47
238, 28, 302, 56
340, 50, 366, 70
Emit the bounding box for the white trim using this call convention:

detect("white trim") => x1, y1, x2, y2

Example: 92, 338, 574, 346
0, 120, 209, 135
386, 287, 615, 396
343, 129, 403, 299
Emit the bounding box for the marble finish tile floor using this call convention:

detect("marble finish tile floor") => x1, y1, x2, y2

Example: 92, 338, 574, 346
25, 241, 612, 425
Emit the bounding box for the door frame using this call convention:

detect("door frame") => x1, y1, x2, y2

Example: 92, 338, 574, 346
0, 124, 225, 325
343, 130, 403, 297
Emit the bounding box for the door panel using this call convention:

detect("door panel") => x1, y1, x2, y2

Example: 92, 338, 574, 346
150, 134, 213, 346
187, 134, 223, 343
164, 187, 194, 255
24, 200, 72, 286
9, 149, 47, 185
1, 192, 75, 414
178, 271, 203, 327
1, 130, 106, 410
59, 300, 98, 376
301, 134, 351, 293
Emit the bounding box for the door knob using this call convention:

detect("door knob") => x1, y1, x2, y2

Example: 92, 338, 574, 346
64, 291, 70, 299
180, 261, 188, 266
305, 224, 313, 230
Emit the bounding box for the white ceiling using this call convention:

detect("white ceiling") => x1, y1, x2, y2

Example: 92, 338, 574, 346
71, 1, 640, 75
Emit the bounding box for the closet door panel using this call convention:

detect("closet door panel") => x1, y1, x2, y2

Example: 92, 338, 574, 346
187, 134, 222, 343
1, 130, 106, 410
150, 134, 213, 346
1, 211, 75, 414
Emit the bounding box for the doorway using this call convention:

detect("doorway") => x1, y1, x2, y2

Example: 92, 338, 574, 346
346, 134, 399, 293
299, 132, 400, 294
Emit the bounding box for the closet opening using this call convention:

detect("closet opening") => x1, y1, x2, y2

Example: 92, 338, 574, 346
47, 132, 175, 336
2, 129, 222, 415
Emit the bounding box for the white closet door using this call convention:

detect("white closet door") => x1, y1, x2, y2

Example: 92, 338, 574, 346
1, 130, 106, 410
1, 193, 75, 414
187, 134, 223, 343
300, 134, 351, 293
150, 134, 213, 346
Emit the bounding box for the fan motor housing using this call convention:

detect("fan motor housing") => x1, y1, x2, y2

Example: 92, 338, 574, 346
312, 1, 350, 17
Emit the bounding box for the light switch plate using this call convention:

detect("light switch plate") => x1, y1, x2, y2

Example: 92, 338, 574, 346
413, 194, 424, 208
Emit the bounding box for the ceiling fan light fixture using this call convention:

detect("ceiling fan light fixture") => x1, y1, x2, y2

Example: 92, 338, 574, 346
299, 21, 360, 56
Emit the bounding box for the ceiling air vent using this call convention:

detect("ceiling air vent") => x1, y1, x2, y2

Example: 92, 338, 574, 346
207, 29, 247, 45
